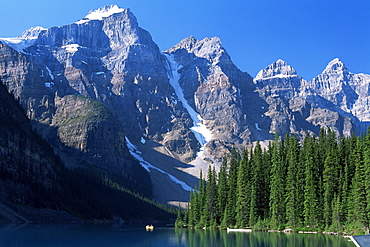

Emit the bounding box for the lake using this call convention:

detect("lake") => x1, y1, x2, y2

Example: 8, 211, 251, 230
0, 224, 354, 247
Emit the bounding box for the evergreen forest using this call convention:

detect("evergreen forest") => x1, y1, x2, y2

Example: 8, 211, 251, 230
177, 129, 370, 235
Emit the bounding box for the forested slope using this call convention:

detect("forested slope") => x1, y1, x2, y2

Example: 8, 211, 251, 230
180, 129, 370, 235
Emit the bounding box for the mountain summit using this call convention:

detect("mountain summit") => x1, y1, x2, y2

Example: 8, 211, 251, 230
255, 59, 298, 80
322, 58, 349, 74
76, 5, 126, 24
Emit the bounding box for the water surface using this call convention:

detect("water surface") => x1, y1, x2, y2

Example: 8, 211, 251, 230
0, 224, 354, 246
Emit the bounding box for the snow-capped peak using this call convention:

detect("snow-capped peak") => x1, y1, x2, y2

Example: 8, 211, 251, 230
76, 5, 125, 24
166, 36, 225, 64
0, 26, 47, 52
255, 59, 298, 80
18, 26, 47, 39
323, 58, 348, 74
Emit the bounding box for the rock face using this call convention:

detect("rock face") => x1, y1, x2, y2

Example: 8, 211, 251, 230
0, 80, 62, 207
254, 59, 315, 136
1, 5, 370, 202
165, 36, 256, 162
254, 58, 366, 137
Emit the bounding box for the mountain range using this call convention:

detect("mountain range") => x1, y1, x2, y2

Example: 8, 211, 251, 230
1, 5, 369, 207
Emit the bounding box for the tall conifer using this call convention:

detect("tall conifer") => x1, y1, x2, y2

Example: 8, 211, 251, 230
269, 134, 286, 229
236, 148, 251, 228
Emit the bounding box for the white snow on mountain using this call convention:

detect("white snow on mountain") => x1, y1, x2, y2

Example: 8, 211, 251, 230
164, 53, 213, 147
62, 44, 80, 53
0, 26, 46, 52
255, 59, 298, 80
125, 137, 191, 192
45, 65, 54, 80
76, 5, 125, 24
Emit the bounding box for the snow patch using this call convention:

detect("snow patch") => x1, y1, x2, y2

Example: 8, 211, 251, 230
44, 82, 54, 88
45, 65, 54, 80
255, 74, 298, 81
62, 44, 80, 53
140, 137, 146, 144
76, 5, 125, 24
125, 137, 191, 191
0, 26, 46, 53
0, 37, 36, 52
255, 123, 262, 131
164, 54, 213, 148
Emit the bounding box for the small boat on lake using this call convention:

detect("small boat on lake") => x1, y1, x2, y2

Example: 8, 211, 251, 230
146, 225, 154, 231
227, 228, 252, 232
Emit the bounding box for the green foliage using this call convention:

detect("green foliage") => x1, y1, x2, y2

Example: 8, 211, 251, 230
235, 149, 251, 228
175, 206, 185, 228
183, 128, 370, 234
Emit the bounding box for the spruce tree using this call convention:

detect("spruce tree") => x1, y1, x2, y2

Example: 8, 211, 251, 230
269, 135, 286, 229
188, 190, 196, 227
323, 149, 338, 227
226, 147, 239, 226
217, 155, 229, 223
364, 129, 370, 224
250, 141, 267, 220
175, 206, 185, 228
236, 148, 251, 228
348, 138, 368, 228
303, 134, 321, 228
285, 134, 302, 228
205, 166, 218, 226
331, 193, 342, 232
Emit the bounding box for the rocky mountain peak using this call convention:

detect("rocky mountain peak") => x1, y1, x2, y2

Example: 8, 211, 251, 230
76, 4, 128, 24
255, 59, 298, 80
18, 26, 47, 39
322, 58, 349, 75
167, 36, 224, 62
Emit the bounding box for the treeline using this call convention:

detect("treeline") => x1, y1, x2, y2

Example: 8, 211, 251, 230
178, 129, 370, 235
62, 167, 177, 222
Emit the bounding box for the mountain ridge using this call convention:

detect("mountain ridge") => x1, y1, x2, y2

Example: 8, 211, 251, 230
1, 5, 369, 205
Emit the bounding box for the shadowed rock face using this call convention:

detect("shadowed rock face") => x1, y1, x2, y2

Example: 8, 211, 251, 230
1, 5, 370, 202
0, 79, 62, 207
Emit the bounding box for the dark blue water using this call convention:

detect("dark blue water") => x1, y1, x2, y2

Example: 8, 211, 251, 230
0, 224, 354, 247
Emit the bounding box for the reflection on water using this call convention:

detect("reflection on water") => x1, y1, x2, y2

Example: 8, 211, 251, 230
0, 224, 353, 247
175, 228, 354, 247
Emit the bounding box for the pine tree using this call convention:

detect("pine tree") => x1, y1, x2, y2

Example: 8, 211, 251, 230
323, 149, 338, 227
364, 129, 370, 225
303, 134, 322, 228
285, 134, 302, 228
187, 190, 196, 227
348, 138, 368, 228
269, 134, 286, 229
217, 155, 229, 223
220, 207, 228, 230
331, 193, 342, 232
175, 205, 185, 228
338, 135, 357, 224
226, 147, 239, 226
249, 183, 258, 226
250, 141, 267, 221
205, 166, 218, 226
236, 148, 251, 228
194, 170, 207, 228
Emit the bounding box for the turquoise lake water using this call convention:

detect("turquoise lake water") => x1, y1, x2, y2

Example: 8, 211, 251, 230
0, 224, 354, 246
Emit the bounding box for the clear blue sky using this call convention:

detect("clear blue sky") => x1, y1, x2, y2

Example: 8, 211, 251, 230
0, 0, 369, 80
